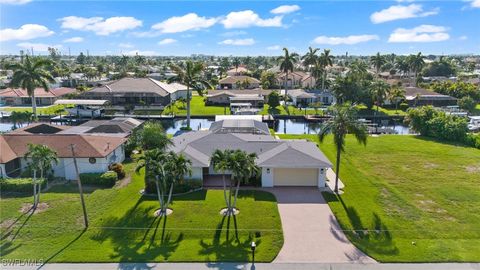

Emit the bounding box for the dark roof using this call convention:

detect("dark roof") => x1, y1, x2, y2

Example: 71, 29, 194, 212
209, 119, 270, 135
87, 78, 170, 97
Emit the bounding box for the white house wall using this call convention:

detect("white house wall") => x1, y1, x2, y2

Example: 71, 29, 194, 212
187, 167, 203, 180
261, 167, 274, 187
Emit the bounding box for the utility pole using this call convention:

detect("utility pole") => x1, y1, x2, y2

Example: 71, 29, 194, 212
70, 144, 89, 228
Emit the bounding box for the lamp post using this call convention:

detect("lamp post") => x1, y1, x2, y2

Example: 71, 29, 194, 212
251, 241, 256, 265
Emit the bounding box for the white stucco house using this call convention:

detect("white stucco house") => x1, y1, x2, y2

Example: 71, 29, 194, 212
170, 119, 332, 188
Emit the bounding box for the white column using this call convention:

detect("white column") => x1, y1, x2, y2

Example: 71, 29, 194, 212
317, 167, 326, 189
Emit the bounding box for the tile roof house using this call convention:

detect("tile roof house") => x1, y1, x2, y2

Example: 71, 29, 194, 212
276, 71, 317, 89
218, 76, 260, 90
170, 119, 332, 188
226, 66, 250, 76
82, 77, 188, 106
0, 87, 76, 106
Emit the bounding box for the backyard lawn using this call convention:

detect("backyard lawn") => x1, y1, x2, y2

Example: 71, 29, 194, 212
356, 105, 407, 117
162, 96, 230, 116
1, 104, 68, 115
280, 134, 480, 262
0, 162, 283, 262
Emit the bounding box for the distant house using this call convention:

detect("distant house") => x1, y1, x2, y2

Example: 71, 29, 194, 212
404, 87, 457, 107
0, 87, 76, 106
276, 71, 316, 89
206, 89, 271, 107
82, 77, 187, 106
170, 119, 332, 188
226, 66, 250, 76
288, 89, 336, 107
218, 76, 260, 90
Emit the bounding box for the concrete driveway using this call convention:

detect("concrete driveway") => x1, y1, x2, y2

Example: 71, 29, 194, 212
269, 187, 375, 263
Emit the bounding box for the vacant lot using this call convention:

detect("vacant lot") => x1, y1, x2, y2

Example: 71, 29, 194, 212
279, 134, 480, 262
0, 163, 283, 262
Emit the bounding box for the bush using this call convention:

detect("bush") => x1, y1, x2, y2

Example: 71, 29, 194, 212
173, 179, 202, 193
458, 96, 477, 113
399, 102, 409, 111
108, 163, 126, 179
80, 171, 118, 187
465, 133, 480, 149
0, 178, 46, 193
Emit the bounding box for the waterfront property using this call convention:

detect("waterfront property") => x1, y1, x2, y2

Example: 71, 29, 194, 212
170, 119, 332, 187
404, 86, 457, 107
288, 89, 336, 107
0, 87, 76, 106
206, 89, 271, 108
82, 77, 188, 107
218, 76, 260, 90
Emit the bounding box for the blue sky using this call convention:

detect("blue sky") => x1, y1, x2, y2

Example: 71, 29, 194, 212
1, 0, 479, 56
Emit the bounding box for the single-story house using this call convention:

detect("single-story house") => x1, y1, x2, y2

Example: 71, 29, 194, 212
170, 119, 332, 188
206, 89, 271, 108
288, 89, 336, 106
404, 87, 457, 107
226, 66, 250, 76
218, 76, 260, 90
82, 77, 187, 106
0, 87, 76, 106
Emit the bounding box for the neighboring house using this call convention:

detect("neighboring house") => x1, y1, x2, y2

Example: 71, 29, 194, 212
288, 89, 336, 106
226, 66, 250, 76
170, 119, 332, 188
206, 89, 271, 107
276, 71, 311, 89
0, 87, 76, 106
404, 87, 457, 107
218, 76, 260, 90
82, 77, 187, 106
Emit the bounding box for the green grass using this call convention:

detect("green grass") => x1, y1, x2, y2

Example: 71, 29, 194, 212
163, 96, 230, 116
259, 104, 320, 116
473, 104, 480, 116
2, 104, 68, 115
0, 162, 283, 262
356, 105, 407, 117
279, 134, 480, 262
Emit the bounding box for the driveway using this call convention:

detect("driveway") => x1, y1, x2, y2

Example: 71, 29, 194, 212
269, 187, 375, 263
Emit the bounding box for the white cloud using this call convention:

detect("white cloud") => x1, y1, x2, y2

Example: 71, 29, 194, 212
220, 31, 247, 37
124, 50, 158, 56
0, 24, 54, 42
388, 24, 450, 43
118, 43, 134, 48
63, 37, 83, 43
267, 45, 281, 50
313, 34, 379, 45
17, 42, 62, 52
470, 0, 480, 8
0, 0, 31, 4
270, 5, 300, 14
58, 16, 142, 35
158, 38, 177, 45
219, 38, 255, 46
221, 10, 283, 29
152, 13, 217, 33
370, 4, 438, 24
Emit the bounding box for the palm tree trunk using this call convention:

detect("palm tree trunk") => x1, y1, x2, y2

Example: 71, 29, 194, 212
186, 86, 191, 129
31, 92, 37, 120
334, 145, 341, 193
284, 71, 289, 113
37, 168, 44, 206
232, 178, 241, 210
165, 182, 174, 213
322, 71, 326, 90
222, 171, 228, 207
228, 178, 233, 213
32, 169, 37, 209
155, 180, 164, 213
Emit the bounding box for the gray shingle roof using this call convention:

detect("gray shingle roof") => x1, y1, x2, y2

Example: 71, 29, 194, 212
88, 78, 186, 97
209, 119, 270, 135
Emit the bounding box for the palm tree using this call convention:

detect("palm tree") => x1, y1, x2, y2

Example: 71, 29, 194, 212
318, 49, 334, 90
24, 143, 58, 208
395, 58, 410, 78
211, 149, 233, 209
7, 55, 53, 119
162, 152, 191, 214
388, 87, 406, 112
370, 52, 387, 77
370, 80, 391, 130
136, 149, 164, 195
348, 59, 369, 80
301, 47, 319, 72
318, 103, 367, 193
277, 48, 299, 108
407, 52, 426, 86
232, 57, 241, 74
169, 61, 212, 129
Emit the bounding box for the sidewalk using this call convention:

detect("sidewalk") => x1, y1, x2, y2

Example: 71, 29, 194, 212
326, 168, 345, 194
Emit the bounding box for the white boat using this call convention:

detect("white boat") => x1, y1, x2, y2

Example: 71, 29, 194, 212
66, 105, 104, 118
468, 116, 480, 132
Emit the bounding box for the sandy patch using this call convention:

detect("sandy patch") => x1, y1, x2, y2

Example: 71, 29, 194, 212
20, 202, 49, 214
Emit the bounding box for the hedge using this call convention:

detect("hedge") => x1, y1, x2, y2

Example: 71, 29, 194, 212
79, 171, 118, 187
173, 179, 202, 193
0, 178, 46, 193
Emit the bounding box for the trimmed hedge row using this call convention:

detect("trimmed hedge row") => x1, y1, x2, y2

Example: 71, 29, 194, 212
0, 178, 46, 193
79, 171, 118, 187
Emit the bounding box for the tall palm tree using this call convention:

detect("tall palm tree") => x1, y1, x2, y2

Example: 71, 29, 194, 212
211, 149, 233, 209
370, 52, 387, 77
7, 55, 53, 119
136, 149, 165, 195
388, 87, 406, 112
169, 61, 212, 129
318, 103, 367, 193
395, 58, 410, 78
301, 46, 319, 72
160, 152, 192, 215
407, 52, 426, 86
370, 80, 391, 129
277, 48, 299, 108
24, 143, 58, 208
232, 57, 241, 74
318, 49, 334, 90
348, 59, 369, 80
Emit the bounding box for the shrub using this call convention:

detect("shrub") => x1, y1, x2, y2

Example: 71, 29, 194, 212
458, 96, 477, 113
80, 171, 117, 187
399, 102, 409, 111
108, 163, 126, 179
465, 133, 480, 149
0, 178, 46, 193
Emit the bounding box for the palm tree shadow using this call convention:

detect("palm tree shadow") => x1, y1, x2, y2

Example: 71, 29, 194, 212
39, 228, 87, 267
7, 209, 35, 241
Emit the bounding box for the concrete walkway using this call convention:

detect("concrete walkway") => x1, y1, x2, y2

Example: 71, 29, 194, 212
326, 168, 345, 194
269, 187, 375, 263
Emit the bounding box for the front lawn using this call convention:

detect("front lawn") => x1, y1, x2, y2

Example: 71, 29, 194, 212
259, 104, 320, 116
279, 134, 480, 262
0, 162, 283, 262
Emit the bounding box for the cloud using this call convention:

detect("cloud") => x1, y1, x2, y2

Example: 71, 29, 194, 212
459, 35, 468, 40
158, 38, 177, 45
0, 0, 31, 4
469, 0, 480, 8
220, 30, 247, 37
219, 38, 255, 46
267, 45, 281, 50
124, 50, 158, 56
58, 16, 142, 35
17, 42, 62, 52
221, 10, 283, 28
388, 24, 450, 42
0, 24, 54, 42
270, 5, 300, 14
313, 34, 379, 45
370, 4, 438, 24
63, 37, 83, 43
152, 13, 217, 33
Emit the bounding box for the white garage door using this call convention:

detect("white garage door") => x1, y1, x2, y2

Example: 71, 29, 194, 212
273, 168, 318, 186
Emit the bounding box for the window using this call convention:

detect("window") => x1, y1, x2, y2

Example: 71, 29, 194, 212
89, 157, 96, 164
